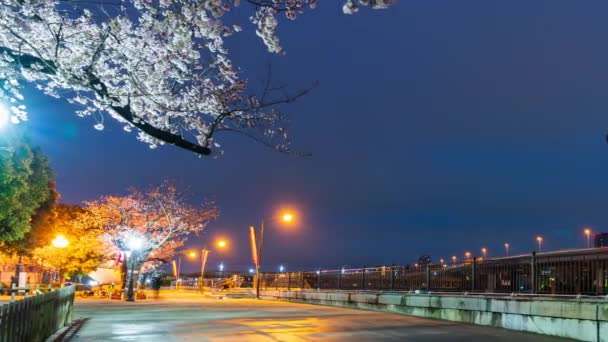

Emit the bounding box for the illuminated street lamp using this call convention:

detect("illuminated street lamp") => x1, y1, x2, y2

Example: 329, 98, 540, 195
465, 252, 471, 260
481, 248, 487, 259
251, 210, 297, 299
52, 235, 69, 248
451, 256, 457, 264
217, 239, 227, 249
126, 235, 144, 302
536, 236, 543, 252
504, 243, 510, 256
439, 258, 445, 265
584, 228, 592, 249
279, 265, 285, 273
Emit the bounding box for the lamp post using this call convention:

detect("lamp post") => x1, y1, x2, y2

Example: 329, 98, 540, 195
252, 211, 296, 299
584, 228, 592, 248
481, 248, 487, 259
536, 236, 543, 253
126, 235, 144, 302
504, 243, 510, 256
465, 252, 471, 260
451, 256, 457, 264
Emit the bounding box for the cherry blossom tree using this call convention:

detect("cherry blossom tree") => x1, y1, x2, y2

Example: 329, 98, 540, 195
85, 182, 218, 281
0, 0, 392, 156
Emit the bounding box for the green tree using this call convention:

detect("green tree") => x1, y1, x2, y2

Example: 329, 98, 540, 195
0, 132, 54, 241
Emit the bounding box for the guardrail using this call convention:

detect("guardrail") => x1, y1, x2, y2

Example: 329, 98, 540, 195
0, 285, 75, 342
260, 247, 608, 296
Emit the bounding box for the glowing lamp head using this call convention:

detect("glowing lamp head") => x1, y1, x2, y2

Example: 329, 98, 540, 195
216, 240, 227, 249
281, 212, 294, 223
584, 228, 591, 236
52, 235, 69, 248
126, 236, 144, 251
536, 236, 543, 242
188, 251, 197, 258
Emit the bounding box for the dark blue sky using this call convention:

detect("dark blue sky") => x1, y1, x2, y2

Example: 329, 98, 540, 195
25, 0, 608, 272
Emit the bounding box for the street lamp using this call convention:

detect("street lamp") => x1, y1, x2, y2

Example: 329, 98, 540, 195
219, 262, 225, 278
451, 256, 457, 264
584, 228, 592, 248
126, 235, 144, 302
198, 239, 228, 293
536, 236, 543, 252
465, 252, 471, 260
504, 243, 510, 256
481, 248, 487, 259
279, 265, 285, 273
52, 235, 69, 248
252, 210, 297, 299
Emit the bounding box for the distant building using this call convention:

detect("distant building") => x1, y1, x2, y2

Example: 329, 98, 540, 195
594, 233, 608, 247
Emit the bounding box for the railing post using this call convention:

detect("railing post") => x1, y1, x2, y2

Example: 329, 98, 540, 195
426, 264, 431, 291
317, 271, 321, 290
471, 257, 477, 292
390, 265, 395, 290
531, 251, 537, 294
362, 266, 366, 290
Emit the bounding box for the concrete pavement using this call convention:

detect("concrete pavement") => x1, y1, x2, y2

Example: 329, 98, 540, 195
69, 291, 572, 341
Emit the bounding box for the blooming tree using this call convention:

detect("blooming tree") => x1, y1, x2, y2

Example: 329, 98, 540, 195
85, 182, 218, 277
0, 0, 392, 156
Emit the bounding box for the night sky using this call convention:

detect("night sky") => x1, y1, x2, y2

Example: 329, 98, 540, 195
24, 1, 608, 272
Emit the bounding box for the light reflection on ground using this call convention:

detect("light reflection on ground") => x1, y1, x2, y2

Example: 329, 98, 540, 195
70, 291, 571, 341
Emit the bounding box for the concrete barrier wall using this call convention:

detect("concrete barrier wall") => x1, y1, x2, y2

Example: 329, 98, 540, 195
260, 290, 608, 341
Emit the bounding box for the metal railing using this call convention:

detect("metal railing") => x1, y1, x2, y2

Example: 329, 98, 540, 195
0, 285, 75, 342
260, 248, 608, 296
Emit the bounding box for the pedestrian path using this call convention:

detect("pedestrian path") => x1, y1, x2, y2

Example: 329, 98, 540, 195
69, 292, 572, 341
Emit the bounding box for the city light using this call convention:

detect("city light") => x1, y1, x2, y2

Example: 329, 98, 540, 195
279, 265, 285, 272
481, 248, 487, 259
52, 234, 69, 248
465, 251, 471, 260
219, 263, 224, 272
217, 239, 227, 249
451, 256, 457, 264
188, 251, 197, 258
536, 236, 543, 252
504, 243, 510, 256
249, 268, 255, 274
584, 228, 592, 248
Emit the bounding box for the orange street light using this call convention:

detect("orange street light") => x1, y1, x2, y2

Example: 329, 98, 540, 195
481, 248, 487, 259
465, 252, 471, 260
584, 228, 592, 248
188, 251, 197, 258
216, 239, 227, 249
451, 256, 457, 264
252, 209, 299, 299
282, 212, 294, 223
52, 235, 69, 248
536, 236, 543, 252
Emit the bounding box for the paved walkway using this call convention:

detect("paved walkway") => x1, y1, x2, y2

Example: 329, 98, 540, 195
69, 292, 571, 341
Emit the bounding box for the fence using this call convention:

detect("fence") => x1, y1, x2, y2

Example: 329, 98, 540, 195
0, 285, 75, 342
260, 248, 608, 296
